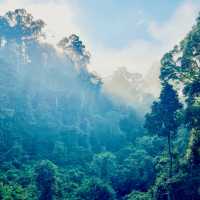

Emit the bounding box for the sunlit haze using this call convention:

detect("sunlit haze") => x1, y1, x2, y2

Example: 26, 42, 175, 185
0, 0, 200, 77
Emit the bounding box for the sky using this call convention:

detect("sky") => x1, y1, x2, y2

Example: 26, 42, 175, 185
0, 0, 200, 77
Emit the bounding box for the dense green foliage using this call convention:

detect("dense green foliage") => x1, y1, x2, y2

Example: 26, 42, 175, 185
0, 8, 200, 200
144, 11, 200, 200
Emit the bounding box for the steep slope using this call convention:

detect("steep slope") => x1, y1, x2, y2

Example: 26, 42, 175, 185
0, 9, 144, 163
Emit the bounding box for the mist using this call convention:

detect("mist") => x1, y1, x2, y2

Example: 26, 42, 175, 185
0, 9, 146, 155
0, 5, 199, 200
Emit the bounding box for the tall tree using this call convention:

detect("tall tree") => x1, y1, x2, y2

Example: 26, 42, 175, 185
159, 12, 200, 170
58, 34, 90, 67
0, 9, 45, 42
145, 83, 182, 177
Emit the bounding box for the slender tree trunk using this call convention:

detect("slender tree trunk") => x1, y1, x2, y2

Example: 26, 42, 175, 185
167, 132, 173, 200
168, 133, 172, 178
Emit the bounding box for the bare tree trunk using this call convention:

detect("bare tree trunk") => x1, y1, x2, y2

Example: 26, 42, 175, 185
168, 133, 172, 178
167, 133, 173, 200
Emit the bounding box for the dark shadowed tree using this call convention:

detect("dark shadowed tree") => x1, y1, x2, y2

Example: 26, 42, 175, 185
35, 160, 57, 200
145, 83, 182, 177
145, 83, 182, 200
75, 178, 116, 200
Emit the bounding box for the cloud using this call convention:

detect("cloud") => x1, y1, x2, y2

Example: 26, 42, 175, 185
149, 0, 200, 49
0, 0, 199, 77
89, 40, 161, 77
89, 0, 200, 77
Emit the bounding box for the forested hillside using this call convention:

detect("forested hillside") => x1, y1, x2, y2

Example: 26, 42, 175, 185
103, 67, 155, 113
0, 9, 199, 200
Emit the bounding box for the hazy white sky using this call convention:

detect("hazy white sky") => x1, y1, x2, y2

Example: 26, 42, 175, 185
0, 0, 200, 77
